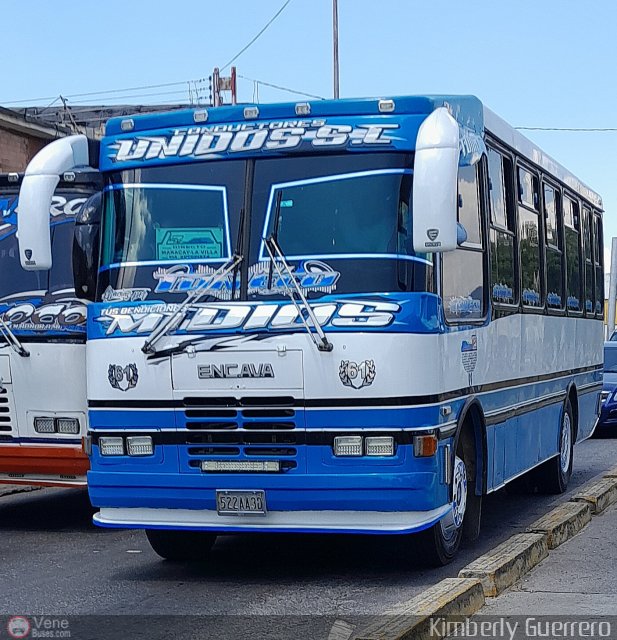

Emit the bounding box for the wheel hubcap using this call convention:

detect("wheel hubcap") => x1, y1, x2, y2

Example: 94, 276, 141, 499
440, 456, 467, 540
560, 412, 572, 473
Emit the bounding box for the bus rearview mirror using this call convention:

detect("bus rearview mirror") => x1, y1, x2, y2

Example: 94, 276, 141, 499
413, 107, 460, 254
18, 135, 91, 271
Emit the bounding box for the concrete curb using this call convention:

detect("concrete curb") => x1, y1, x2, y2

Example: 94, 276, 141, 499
355, 468, 617, 640
0, 484, 40, 499
354, 578, 485, 640
526, 500, 592, 549
458, 533, 548, 597
572, 476, 617, 514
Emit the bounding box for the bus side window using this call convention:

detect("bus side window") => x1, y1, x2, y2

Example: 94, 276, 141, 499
543, 183, 564, 311
594, 213, 604, 318
488, 147, 517, 307
563, 195, 582, 314
518, 166, 543, 309
442, 163, 485, 323
582, 206, 595, 316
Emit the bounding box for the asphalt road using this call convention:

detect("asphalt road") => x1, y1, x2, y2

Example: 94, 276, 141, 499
1, 434, 616, 639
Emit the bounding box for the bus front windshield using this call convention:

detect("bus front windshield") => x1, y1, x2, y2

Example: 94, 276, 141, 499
99, 152, 432, 300
0, 188, 88, 337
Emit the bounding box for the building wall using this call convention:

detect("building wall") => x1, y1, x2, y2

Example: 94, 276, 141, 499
0, 126, 48, 172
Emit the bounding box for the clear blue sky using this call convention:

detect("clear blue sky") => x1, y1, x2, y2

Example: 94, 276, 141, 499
3, 0, 616, 264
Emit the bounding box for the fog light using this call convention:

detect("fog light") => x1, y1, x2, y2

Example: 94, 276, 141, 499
126, 436, 154, 456
99, 437, 124, 456
56, 417, 80, 434
414, 434, 438, 457
601, 391, 610, 403
34, 417, 55, 433
365, 436, 395, 456
333, 435, 363, 457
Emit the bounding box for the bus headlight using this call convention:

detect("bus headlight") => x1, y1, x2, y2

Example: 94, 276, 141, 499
99, 437, 125, 456
126, 436, 154, 456
333, 436, 363, 457
56, 418, 80, 434
365, 436, 395, 456
34, 417, 55, 433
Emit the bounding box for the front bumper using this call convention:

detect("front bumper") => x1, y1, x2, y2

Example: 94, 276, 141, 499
93, 503, 452, 534
0, 444, 88, 487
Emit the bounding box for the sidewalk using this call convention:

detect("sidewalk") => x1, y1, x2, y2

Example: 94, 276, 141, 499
478, 503, 617, 616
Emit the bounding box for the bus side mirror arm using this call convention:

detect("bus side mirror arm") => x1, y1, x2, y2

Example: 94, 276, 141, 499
18, 135, 92, 271
412, 107, 460, 254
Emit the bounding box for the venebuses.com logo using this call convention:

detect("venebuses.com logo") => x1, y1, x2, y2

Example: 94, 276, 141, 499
6, 616, 71, 639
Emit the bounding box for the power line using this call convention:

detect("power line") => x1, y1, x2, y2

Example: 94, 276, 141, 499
238, 74, 325, 100
516, 126, 617, 132
219, 0, 294, 71
1, 80, 192, 106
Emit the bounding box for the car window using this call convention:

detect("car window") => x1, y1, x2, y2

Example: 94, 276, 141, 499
604, 346, 617, 372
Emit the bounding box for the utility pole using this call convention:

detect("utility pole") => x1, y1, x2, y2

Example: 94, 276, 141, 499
210, 67, 237, 107
608, 237, 617, 337
333, 0, 339, 99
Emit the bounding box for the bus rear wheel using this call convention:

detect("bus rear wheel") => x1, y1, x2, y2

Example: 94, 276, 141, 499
145, 529, 217, 561
535, 399, 574, 494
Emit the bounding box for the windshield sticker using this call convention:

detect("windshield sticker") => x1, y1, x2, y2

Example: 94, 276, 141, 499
447, 296, 482, 317
102, 286, 150, 303
522, 289, 541, 307
152, 260, 340, 299
492, 283, 514, 304
155, 227, 224, 261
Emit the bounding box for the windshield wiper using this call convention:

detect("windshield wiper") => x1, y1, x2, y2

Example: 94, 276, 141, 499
0, 317, 29, 357
141, 254, 243, 355
263, 236, 333, 353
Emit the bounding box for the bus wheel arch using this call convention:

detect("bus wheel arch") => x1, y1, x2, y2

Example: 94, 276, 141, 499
453, 398, 486, 544
566, 383, 579, 442
453, 397, 488, 497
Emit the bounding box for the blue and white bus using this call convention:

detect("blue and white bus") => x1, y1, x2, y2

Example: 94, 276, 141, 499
0, 171, 99, 487
17, 96, 604, 565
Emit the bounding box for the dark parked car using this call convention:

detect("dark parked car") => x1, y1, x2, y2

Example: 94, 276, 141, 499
597, 342, 617, 431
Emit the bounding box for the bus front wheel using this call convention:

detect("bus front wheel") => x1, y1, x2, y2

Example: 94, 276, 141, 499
145, 529, 217, 561
417, 455, 467, 566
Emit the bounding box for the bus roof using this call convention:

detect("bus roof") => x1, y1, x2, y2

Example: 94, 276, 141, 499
483, 108, 602, 210
104, 95, 601, 209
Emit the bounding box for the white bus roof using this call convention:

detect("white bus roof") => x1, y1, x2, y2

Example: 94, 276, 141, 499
483, 108, 602, 210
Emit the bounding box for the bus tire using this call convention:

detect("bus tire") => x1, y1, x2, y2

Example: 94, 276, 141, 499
417, 454, 467, 566
535, 399, 574, 494
145, 529, 217, 561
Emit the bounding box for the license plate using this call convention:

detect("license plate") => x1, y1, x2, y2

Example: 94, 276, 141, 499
216, 490, 267, 516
